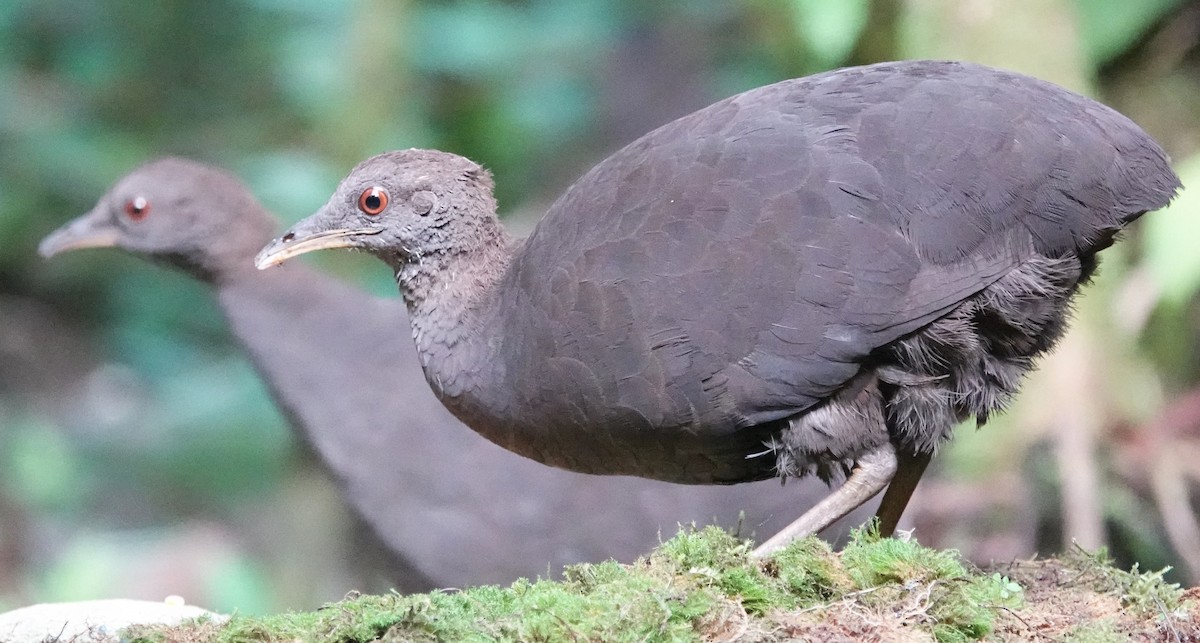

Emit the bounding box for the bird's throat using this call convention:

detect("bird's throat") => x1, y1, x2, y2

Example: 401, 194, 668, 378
393, 240, 515, 406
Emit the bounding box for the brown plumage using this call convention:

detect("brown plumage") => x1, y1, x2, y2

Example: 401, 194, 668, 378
257, 60, 1181, 554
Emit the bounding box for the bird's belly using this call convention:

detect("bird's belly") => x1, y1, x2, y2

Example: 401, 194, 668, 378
770, 251, 1087, 476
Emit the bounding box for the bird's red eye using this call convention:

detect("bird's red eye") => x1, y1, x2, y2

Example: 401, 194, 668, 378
358, 187, 389, 216
124, 196, 150, 221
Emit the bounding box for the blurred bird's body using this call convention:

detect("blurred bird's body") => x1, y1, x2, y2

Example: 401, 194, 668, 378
41, 159, 863, 588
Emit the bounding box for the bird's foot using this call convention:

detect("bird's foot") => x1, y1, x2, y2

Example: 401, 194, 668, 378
752, 444, 898, 557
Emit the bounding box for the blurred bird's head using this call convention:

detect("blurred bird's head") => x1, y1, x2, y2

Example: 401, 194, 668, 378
40, 158, 277, 281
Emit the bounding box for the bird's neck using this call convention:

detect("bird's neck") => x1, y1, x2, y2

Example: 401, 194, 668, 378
168, 214, 279, 285
391, 217, 517, 407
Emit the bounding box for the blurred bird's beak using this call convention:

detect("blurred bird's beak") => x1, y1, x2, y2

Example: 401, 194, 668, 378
39, 208, 120, 258
254, 213, 380, 269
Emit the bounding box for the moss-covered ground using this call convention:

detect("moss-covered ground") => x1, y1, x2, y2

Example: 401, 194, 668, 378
124, 527, 1198, 642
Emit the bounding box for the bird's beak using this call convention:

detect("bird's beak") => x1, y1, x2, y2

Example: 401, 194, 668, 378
254, 210, 381, 270
39, 207, 120, 259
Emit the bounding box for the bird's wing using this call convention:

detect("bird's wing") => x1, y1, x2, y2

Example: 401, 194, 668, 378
508, 61, 1178, 440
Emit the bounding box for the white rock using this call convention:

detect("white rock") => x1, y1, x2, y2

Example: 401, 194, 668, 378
0, 598, 225, 643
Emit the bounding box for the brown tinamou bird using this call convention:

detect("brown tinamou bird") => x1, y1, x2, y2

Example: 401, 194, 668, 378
256, 60, 1182, 555
39, 158, 860, 588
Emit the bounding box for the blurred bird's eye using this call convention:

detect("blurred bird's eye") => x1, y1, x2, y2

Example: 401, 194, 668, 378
124, 196, 150, 221
358, 187, 389, 215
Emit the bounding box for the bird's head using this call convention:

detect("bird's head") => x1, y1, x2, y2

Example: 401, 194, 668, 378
39, 157, 275, 280
255, 149, 496, 271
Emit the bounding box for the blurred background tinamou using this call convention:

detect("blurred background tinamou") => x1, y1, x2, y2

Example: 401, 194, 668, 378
2, 0, 1200, 614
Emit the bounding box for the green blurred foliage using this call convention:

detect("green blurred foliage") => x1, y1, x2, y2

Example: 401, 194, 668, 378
789, 0, 870, 68
1074, 0, 1183, 65
0, 0, 1197, 617
1145, 155, 1200, 307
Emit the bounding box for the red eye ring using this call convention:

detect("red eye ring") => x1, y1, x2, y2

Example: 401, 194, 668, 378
124, 196, 150, 221
358, 187, 389, 216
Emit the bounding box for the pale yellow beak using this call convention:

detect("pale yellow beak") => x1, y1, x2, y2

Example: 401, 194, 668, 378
39, 207, 120, 258
254, 225, 380, 269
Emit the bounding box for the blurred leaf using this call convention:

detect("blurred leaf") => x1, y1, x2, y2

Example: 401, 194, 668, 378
38, 533, 119, 601
158, 359, 292, 479
239, 151, 342, 225
238, 0, 349, 19
789, 0, 868, 67
81, 357, 293, 504
498, 74, 592, 143
411, 1, 614, 78
899, 0, 1089, 92
273, 24, 351, 120
209, 556, 272, 615
0, 0, 38, 29
37, 527, 269, 612
2, 418, 87, 512
1143, 154, 1200, 308
528, 0, 618, 53
937, 417, 1017, 481
412, 3, 528, 76
1074, 0, 1182, 65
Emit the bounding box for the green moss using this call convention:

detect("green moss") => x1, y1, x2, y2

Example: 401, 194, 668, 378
126, 526, 1026, 643
384, 570, 708, 642
1065, 546, 1182, 616
836, 529, 1023, 642
655, 525, 789, 614
928, 572, 1024, 643
841, 529, 968, 587
769, 535, 852, 603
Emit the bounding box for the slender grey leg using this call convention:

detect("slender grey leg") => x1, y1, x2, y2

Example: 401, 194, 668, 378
752, 443, 898, 557
874, 450, 932, 536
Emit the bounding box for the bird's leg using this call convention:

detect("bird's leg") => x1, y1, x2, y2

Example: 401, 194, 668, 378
873, 450, 932, 536
752, 444, 898, 557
